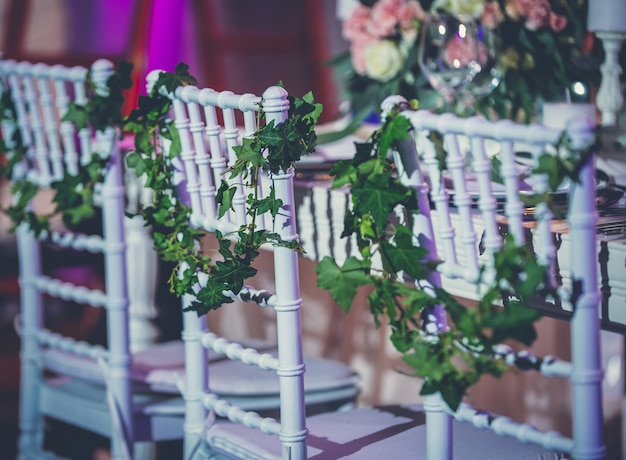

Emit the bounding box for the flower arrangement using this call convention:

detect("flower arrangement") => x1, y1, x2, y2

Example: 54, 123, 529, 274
335, 0, 600, 122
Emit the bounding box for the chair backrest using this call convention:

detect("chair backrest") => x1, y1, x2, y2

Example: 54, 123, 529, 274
382, 96, 603, 459
0, 58, 132, 458
149, 73, 308, 459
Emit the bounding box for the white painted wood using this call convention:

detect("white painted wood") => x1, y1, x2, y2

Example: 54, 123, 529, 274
391, 100, 604, 459
163, 81, 360, 460
1, 58, 183, 460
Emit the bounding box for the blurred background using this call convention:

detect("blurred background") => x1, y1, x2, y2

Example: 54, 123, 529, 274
0, 0, 348, 121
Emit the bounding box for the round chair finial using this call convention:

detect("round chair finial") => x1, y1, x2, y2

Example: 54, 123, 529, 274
90, 59, 114, 96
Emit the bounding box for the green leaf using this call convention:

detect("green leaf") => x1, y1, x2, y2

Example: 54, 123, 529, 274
255, 187, 283, 218
126, 152, 146, 177
352, 173, 413, 233
211, 257, 258, 295
329, 160, 357, 189
381, 225, 429, 279
378, 115, 410, 160
62, 102, 88, 130
216, 181, 236, 219
192, 282, 234, 315
155, 62, 198, 95
315, 256, 371, 312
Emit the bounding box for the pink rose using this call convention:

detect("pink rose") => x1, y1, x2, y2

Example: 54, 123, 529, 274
443, 36, 488, 68
524, 6, 550, 30
398, 0, 426, 29
368, 0, 402, 38
481, 2, 504, 29
350, 36, 376, 75
517, 0, 551, 31
343, 5, 373, 42
549, 12, 567, 32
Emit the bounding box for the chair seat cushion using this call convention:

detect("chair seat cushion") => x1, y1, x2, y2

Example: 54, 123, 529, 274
43, 340, 359, 397
205, 404, 563, 459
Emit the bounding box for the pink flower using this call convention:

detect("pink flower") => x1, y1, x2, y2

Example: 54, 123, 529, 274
523, 0, 550, 31
398, 0, 426, 29
443, 36, 488, 68
368, 0, 403, 38
343, 5, 373, 42
481, 2, 504, 29
507, 0, 551, 31
549, 12, 567, 32
350, 36, 376, 75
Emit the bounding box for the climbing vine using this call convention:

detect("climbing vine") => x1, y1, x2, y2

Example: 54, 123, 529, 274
0, 61, 133, 236
124, 63, 321, 315
316, 104, 596, 410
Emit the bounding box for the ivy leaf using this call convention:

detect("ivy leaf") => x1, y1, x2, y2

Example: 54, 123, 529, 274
315, 256, 371, 312
354, 140, 376, 163
329, 160, 357, 189
378, 114, 410, 160
381, 225, 429, 279
533, 153, 563, 190
62, 102, 88, 130
232, 137, 264, 175
216, 230, 235, 260
216, 180, 236, 219
155, 62, 198, 95
255, 187, 283, 218
352, 173, 413, 232
126, 152, 147, 176
62, 203, 96, 227
299, 91, 323, 124
487, 301, 540, 345
211, 257, 258, 295
163, 121, 182, 159
192, 282, 234, 315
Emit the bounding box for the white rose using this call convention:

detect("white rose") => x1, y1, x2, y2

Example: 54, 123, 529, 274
363, 40, 405, 82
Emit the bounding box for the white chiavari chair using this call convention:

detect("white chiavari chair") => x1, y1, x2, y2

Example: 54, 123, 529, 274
148, 76, 361, 459
200, 97, 604, 459
0, 58, 187, 460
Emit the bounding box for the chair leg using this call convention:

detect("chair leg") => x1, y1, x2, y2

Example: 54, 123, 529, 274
134, 442, 156, 460
17, 356, 44, 458
17, 230, 45, 458
424, 393, 452, 460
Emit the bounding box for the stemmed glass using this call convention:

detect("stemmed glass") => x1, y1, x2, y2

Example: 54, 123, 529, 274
418, 11, 501, 111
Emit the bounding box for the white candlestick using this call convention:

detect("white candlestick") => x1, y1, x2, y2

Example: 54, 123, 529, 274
542, 102, 597, 131
588, 0, 626, 32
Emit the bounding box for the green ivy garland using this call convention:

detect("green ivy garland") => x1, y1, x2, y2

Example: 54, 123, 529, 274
315, 105, 596, 410
0, 57, 597, 412
0, 62, 133, 236
123, 63, 321, 316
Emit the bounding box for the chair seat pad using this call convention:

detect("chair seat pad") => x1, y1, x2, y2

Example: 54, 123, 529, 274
205, 404, 562, 459
43, 340, 359, 396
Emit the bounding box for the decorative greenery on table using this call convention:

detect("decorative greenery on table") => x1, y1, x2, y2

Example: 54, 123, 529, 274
123, 63, 322, 315
0, 62, 133, 237
334, 0, 600, 123
315, 102, 596, 410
